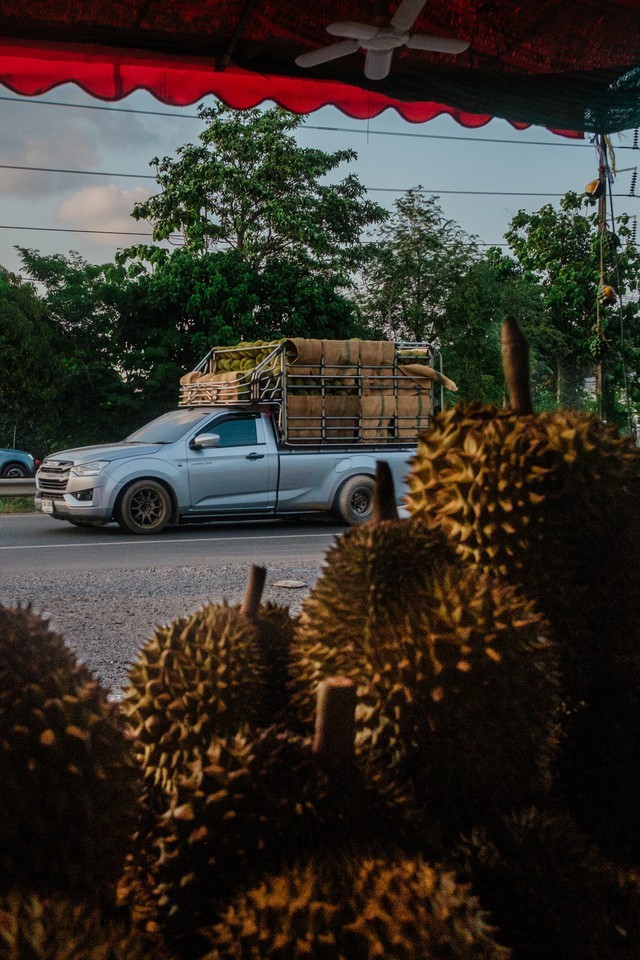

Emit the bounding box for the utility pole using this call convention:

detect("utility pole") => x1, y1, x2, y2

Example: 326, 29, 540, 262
595, 133, 607, 420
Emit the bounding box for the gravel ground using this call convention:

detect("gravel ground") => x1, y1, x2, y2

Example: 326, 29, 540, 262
0, 561, 324, 697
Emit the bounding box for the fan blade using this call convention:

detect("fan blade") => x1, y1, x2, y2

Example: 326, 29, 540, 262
407, 33, 469, 53
390, 0, 427, 32
327, 21, 379, 40
295, 39, 360, 68
364, 48, 394, 80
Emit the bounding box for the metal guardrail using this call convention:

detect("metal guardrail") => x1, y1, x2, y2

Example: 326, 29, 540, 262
0, 479, 36, 497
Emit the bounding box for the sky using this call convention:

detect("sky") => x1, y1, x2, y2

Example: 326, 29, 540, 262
0, 85, 638, 279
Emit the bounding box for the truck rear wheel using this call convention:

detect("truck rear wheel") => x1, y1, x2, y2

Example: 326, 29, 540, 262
115, 480, 171, 535
334, 474, 375, 526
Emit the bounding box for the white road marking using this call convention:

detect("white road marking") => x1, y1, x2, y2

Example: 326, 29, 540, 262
0, 532, 337, 551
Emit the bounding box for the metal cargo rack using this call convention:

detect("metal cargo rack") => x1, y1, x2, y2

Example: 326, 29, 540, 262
179, 340, 445, 445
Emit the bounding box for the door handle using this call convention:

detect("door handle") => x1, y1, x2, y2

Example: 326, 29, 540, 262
246, 452, 265, 460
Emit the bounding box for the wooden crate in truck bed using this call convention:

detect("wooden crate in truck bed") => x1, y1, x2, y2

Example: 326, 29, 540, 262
179, 338, 457, 445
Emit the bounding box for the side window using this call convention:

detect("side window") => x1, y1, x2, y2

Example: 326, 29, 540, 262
213, 417, 258, 448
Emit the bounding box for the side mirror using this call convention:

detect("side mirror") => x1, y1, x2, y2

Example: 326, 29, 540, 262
190, 432, 220, 450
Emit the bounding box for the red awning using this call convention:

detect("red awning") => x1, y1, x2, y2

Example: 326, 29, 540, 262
1, 1, 639, 134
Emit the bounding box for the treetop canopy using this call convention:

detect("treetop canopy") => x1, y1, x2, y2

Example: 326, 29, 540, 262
1, 0, 640, 134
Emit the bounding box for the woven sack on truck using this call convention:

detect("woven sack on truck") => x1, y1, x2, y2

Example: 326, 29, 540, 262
396, 394, 431, 439
324, 396, 360, 441
360, 395, 397, 440
286, 396, 323, 442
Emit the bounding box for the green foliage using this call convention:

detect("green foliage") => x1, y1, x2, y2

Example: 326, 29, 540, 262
440, 261, 505, 404
15, 249, 139, 447
357, 190, 480, 344
0, 268, 64, 456
129, 102, 386, 272
502, 191, 640, 422
0, 497, 35, 514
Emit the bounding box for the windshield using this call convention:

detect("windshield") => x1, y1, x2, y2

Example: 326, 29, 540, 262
125, 409, 216, 444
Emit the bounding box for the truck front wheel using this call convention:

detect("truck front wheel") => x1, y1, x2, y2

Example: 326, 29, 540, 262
334, 474, 375, 526
115, 480, 171, 535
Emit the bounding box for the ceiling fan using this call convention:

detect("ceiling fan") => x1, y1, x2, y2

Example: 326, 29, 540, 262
295, 0, 469, 81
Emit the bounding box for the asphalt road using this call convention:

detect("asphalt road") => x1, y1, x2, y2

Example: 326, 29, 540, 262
0, 513, 342, 573
0, 513, 342, 694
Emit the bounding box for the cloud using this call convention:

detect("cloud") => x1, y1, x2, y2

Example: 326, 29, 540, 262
55, 184, 153, 246
0, 91, 179, 199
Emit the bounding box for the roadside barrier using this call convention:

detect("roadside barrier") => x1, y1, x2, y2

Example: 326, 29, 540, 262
0, 479, 36, 497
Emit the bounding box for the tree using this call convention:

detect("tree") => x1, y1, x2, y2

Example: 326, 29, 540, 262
129, 103, 386, 274
0, 267, 65, 456
108, 247, 363, 417
439, 260, 506, 404
502, 191, 640, 423
357, 190, 480, 343
16, 248, 137, 445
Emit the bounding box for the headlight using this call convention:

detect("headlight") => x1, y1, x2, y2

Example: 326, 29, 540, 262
70, 460, 109, 477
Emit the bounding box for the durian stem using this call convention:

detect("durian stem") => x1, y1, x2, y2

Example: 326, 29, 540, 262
313, 677, 356, 767
240, 564, 267, 624
501, 316, 533, 415
371, 460, 399, 524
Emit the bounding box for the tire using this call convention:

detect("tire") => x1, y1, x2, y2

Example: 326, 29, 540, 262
1, 462, 29, 478
115, 480, 172, 535
334, 474, 376, 526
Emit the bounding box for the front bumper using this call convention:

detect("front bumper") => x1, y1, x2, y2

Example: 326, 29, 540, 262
34, 488, 113, 522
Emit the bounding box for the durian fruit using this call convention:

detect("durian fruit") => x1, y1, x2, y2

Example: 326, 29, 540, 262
202, 853, 508, 960
150, 722, 408, 955
255, 601, 296, 726
0, 605, 138, 899
289, 511, 453, 730
558, 653, 640, 866
405, 317, 640, 692
451, 807, 640, 960
293, 553, 558, 833
290, 464, 559, 832
0, 892, 169, 960
122, 602, 269, 798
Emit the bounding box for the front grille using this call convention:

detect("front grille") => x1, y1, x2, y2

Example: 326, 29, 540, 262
38, 459, 72, 494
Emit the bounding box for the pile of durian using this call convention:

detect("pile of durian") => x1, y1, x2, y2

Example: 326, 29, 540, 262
2, 316, 640, 960
213, 340, 284, 373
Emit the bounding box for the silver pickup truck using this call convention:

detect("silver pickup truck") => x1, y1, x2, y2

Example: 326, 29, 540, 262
35, 406, 416, 534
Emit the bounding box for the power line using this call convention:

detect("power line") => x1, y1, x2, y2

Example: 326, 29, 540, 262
5, 93, 638, 149
0, 224, 159, 236
0, 222, 506, 245
1, 162, 637, 199
1, 225, 637, 250
0, 163, 155, 180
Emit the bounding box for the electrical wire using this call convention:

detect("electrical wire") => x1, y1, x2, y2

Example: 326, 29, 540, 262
0, 94, 596, 146
0, 162, 637, 199
3, 93, 640, 150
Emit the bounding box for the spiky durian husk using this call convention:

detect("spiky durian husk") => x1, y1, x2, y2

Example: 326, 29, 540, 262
0, 892, 169, 960
451, 807, 640, 960
405, 403, 640, 686
254, 602, 296, 726
290, 516, 452, 730
292, 554, 558, 832
149, 723, 409, 955
203, 854, 508, 960
122, 602, 268, 798
0, 605, 138, 898
558, 654, 640, 868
